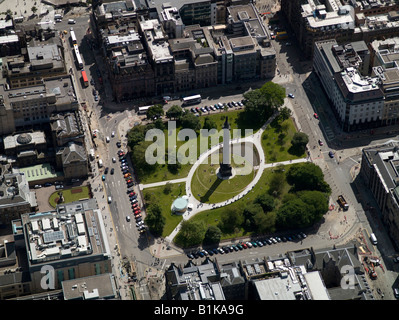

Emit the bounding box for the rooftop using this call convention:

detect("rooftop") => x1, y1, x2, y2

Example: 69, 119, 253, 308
62, 273, 117, 300
21, 199, 110, 267
0, 173, 36, 210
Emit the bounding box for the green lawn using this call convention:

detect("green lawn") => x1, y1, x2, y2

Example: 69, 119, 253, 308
190, 153, 256, 203
142, 182, 186, 237
138, 110, 260, 184
184, 166, 293, 241
261, 118, 306, 163
49, 186, 91, 208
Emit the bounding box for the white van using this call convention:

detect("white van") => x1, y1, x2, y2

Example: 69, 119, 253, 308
107, 196, 112, 203
370, 233, 377, 245
98, 159, 103, 168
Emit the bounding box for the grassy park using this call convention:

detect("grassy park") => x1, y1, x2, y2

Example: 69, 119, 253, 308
261, 117, 307, 163
48, 186, 91, 208
142, 182, 186, 237
133, 109, 261, 184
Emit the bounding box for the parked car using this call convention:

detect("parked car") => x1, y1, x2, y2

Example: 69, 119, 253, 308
55, 185, 64, 190
110, 168, 114, 175
329, 151, 335, 158
288, 93, 295, 98
126, 216, 131, 222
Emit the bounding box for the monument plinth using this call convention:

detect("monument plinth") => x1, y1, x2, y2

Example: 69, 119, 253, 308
219, 117, 232, 178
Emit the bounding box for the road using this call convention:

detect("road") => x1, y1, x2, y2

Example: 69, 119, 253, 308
59, 6, 399, 300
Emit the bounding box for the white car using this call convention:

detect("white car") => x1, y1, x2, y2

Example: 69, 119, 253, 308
112, 157, 116, 163
111, 131, 115, 138
106, 136, 110, 143
288, 93, 295, 99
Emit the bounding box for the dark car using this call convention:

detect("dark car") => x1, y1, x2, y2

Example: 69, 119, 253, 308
110, 168, 114, 175
116, 141, 122, 148
329, 151, 334, 158
127, 182, 134, 188
187, 253, 194, 259
104, 167, 109, 174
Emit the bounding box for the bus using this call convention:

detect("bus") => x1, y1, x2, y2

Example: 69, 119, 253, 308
182, 94, 201, 106
73, 44, 84, 69
81, 70, 89, 87
70, 30, 77, 45
138, 105, 152, 115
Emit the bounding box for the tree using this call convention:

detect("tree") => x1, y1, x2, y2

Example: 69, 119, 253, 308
127, 124, 155, 149
286, 162, 331, 193
131, 140, 159, 177
276, 198, 312, 228
146, 104, 164, 120
290, 132, 309, 154
243, 82, 285, 125
203, 117, 217, 131
255, 192, 276, 212
203, 225, 222, 246
166, 105, 183, 120
268, 171, 286, 198
175, 220, 206, 247
31, 6, 37, 15
277, 106, 292, 122
254, 211, 276, 234
218, 206, 244, 233
180, 112, 201, 131
298, 190, 329, 222
242, 203, 263, 230
144, 203, 165, 236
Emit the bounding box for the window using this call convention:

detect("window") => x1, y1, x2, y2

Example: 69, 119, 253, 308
68, 268, 75, 280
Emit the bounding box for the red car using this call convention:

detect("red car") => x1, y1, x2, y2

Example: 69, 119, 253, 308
126, 179, 133, 184
135, 214, 142, 219
242, 243, 248, 249
314, 113, 319, 119
129, 192, 136, 197
134, 210, 141, 215
132, 204, 139, 209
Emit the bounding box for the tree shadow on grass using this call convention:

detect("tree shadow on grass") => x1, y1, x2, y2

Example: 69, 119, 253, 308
288, 145, 306, 157
199, 177, 223, 203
